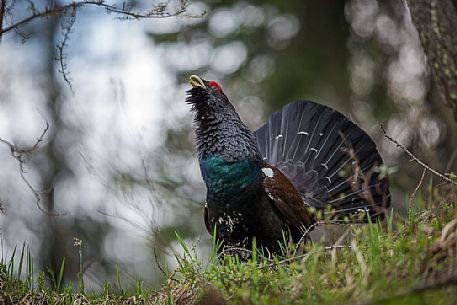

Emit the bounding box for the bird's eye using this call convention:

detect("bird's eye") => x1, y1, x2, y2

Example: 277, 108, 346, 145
209, 81, 221, 94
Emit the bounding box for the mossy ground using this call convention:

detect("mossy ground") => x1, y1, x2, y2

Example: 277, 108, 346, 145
1, 185, 457, 305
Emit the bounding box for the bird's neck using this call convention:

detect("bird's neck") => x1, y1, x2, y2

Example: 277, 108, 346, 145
194, 107, 264, 201
194, 111, 261, 162
199, 154, 262, 202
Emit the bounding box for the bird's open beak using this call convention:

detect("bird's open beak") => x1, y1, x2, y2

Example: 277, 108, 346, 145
189, 75, 206, 89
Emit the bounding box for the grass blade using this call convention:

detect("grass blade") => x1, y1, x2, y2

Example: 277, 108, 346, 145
17, 242, 26, 282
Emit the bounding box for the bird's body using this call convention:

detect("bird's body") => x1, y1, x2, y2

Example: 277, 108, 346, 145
187, 75, 390, 254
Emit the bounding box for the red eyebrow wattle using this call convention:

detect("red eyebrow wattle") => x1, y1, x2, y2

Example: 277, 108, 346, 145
209, 81, 220, 92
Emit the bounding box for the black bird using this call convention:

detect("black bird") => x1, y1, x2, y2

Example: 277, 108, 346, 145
187, 75, 390, 254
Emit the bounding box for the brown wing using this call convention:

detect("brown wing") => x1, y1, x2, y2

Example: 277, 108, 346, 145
262, 165, 314, 233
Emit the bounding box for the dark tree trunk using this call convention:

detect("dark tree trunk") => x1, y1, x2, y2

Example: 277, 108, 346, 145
405, 0, 457, 121
0, 0, 6, 40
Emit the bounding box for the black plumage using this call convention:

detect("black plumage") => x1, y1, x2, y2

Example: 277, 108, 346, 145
187, 75, 390, 254
255, 101, 390, 220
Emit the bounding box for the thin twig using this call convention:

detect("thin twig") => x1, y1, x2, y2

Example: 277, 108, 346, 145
331, 228, 351, 267
0, 0, 193, 35
381, 124, 457, 185
338, 131, 390, 216
56, 4, 76, 94
153, 244, 167, 277
409, 168, 427, 220
30, 117, 49, 152
219, 243, 355, 269
259, 245, 353, 269
0, 118, 61, 215
293, 222, 320, 256
97, 209, 148, 233
1, 0, 194, 91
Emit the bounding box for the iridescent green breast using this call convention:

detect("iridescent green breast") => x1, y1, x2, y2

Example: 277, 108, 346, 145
199, 155, 261, 201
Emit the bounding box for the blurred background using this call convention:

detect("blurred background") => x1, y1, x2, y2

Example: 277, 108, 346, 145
0, 0, 456, 290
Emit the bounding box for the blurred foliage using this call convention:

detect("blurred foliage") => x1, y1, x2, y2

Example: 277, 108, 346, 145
152, 1, 354, 113
149, 0, 457, 195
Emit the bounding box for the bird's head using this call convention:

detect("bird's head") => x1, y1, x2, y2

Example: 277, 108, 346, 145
186, 75, 236, 120
186, 75, 262, 162
188, 74, 223, 95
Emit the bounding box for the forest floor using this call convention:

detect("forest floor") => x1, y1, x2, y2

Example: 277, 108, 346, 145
1, 184, 457, 305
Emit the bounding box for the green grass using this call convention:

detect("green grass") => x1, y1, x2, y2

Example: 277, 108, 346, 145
1, 188, 457, 305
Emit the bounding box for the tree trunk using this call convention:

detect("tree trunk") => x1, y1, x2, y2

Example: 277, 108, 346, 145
0, 0, 6, 41
405, 0, 457, 121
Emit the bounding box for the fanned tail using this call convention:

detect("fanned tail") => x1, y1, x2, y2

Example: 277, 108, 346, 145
254, 100, 390, 221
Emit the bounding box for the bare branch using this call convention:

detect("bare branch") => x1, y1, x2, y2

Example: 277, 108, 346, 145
334, 131, 391, 218
293, 221, 319, 255
30, 117, 49, 152
1, 0, 194, 92
56, 5, 76, 94
381, 124, 457, 185
258, 244, 353, 269
409, 168, 427, 220
153, 244, 167, 277
0, 118, 62, 215
0, 0, 192, 35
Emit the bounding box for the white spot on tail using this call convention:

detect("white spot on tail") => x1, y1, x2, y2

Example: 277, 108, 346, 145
262, 167, 274, 178
310, 148, 318, 152
275, 134, 283, 139
298, 131, 309, 135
